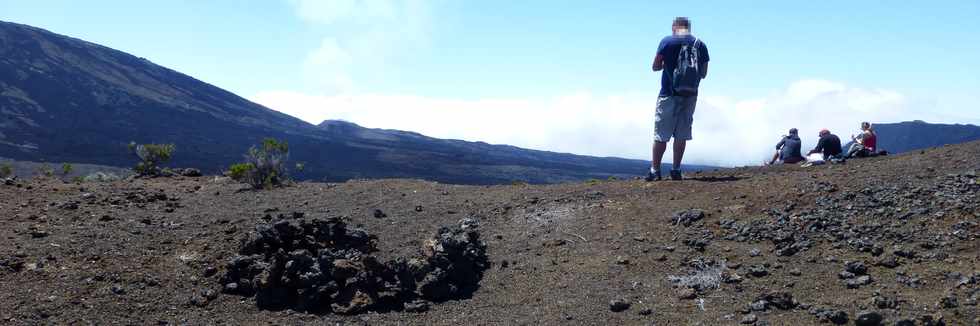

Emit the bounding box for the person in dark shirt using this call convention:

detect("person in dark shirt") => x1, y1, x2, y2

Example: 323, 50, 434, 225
808, 129, 843, 160
767, 128, 805, 165
646, 17, 710, 181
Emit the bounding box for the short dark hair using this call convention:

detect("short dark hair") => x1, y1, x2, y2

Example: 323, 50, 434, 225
673, 17, 691, 29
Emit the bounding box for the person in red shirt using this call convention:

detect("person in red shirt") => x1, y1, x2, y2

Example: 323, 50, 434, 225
846, 122, 877, 158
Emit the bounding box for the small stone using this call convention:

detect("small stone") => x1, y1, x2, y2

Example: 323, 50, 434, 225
638, 308, 653, 316
615, 256, 630, 265
203, 266, 218, 277
677, 288, 697, 300
414, 205, 424, 212
222, 283, 239, 293
543, 239, 566, 247
845, 261, 868, 275
609, 298, 631, 312
741, 314, 759, 324
846, 275, 872, 289
748, 265, 769, 277
876, 256, 899, 268
749, 300, 768, 311
373, 209, 387, 218
749, 248, 761, 257
110, 285, 125, 295
854, 310, 883, 326
939, 294, 958, 309
789, 268, 802, 276
894, 318, 915, 326
203, 289, 218, 301
404, 300, 429, 313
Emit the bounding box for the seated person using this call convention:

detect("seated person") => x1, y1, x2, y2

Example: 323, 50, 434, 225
846, 122, 877, 158
808, 129, 843, 160
767, 128, 805, 165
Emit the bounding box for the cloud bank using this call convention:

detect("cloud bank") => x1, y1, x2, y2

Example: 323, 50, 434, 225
288, 0, 431, 93
252, 79, 965, 167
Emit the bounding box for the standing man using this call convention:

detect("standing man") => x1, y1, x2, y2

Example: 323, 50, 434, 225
647, 17, 710, 181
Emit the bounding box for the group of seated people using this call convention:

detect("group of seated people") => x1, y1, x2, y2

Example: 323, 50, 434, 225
767, 122, 879, 166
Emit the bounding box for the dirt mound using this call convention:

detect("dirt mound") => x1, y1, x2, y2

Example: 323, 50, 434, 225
219, 215, 488, 314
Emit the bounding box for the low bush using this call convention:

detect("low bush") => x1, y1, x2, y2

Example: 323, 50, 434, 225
128, 142, 175, 176
0, 163, 11, 178
228, 138, 290, 189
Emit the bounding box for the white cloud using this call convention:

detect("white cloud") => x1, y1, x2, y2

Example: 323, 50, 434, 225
253, 79, 965, 167
288, 0, 432, 93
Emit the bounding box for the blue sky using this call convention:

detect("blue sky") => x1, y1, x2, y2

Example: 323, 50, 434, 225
2, 0, 979, 165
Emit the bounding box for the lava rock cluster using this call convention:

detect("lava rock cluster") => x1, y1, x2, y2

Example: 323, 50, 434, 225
220, 216, 488, 314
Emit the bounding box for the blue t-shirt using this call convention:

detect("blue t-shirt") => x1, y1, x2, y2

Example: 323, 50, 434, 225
656, 35, 710, 97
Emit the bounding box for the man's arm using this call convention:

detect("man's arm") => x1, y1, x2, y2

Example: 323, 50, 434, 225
776, 138, 785, 150
701, 62, 709, 79
808, 138, 825, 155
652, 54, 664, 71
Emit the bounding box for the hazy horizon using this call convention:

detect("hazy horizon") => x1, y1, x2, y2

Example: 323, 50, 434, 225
3, 0, 979, 167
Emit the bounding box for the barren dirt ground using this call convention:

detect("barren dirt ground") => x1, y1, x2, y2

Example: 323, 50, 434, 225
2, 142, 978, 325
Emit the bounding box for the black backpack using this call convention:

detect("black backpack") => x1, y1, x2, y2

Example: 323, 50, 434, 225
671, 38, 702, 96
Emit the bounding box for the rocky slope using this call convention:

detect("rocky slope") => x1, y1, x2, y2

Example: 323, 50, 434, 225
1, 140, 977, 325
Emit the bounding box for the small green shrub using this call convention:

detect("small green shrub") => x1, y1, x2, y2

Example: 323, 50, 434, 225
129, 142, 175, 176
607, 176, 618, 181
37, 164, 54, 177
228, 138, 290, 189
0, 163, 11, 178
71, 176, 84, 183
62, 163, 73, 176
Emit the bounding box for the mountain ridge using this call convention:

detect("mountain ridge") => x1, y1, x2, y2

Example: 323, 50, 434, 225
0, 20, 692, 184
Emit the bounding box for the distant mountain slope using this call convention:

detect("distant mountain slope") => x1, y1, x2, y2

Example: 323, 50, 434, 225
872, 121, 980, 154
0, 20, 706, 184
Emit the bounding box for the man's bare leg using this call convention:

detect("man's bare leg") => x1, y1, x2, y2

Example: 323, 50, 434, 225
652, 141, 668, 172
768, 152, 779, 165
672, 140, 687, 170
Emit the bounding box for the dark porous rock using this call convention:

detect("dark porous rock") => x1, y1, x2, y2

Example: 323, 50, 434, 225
609, 298, 631, 312
894, 318, 917, 326
638, 308, 653, 316
872, 295, 899, 309
847, 275, 872, 289
748, 265, 769, 277
854, 310, 883, 326
372, 209, 387, 218
876, 256, 900, 269
177, 168, 202, 177
749, 300, 768, 312
403, 300, 429, 313
758, 291, 796, 310
939, 293, 958, 309
918, 314, 945, 326
672, 209, 705, 226
219, 216, 488, 315
542, 239, 567, 247
845, 261, 868, 275
677, 288, 697, 300
812, 307, 849, 325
